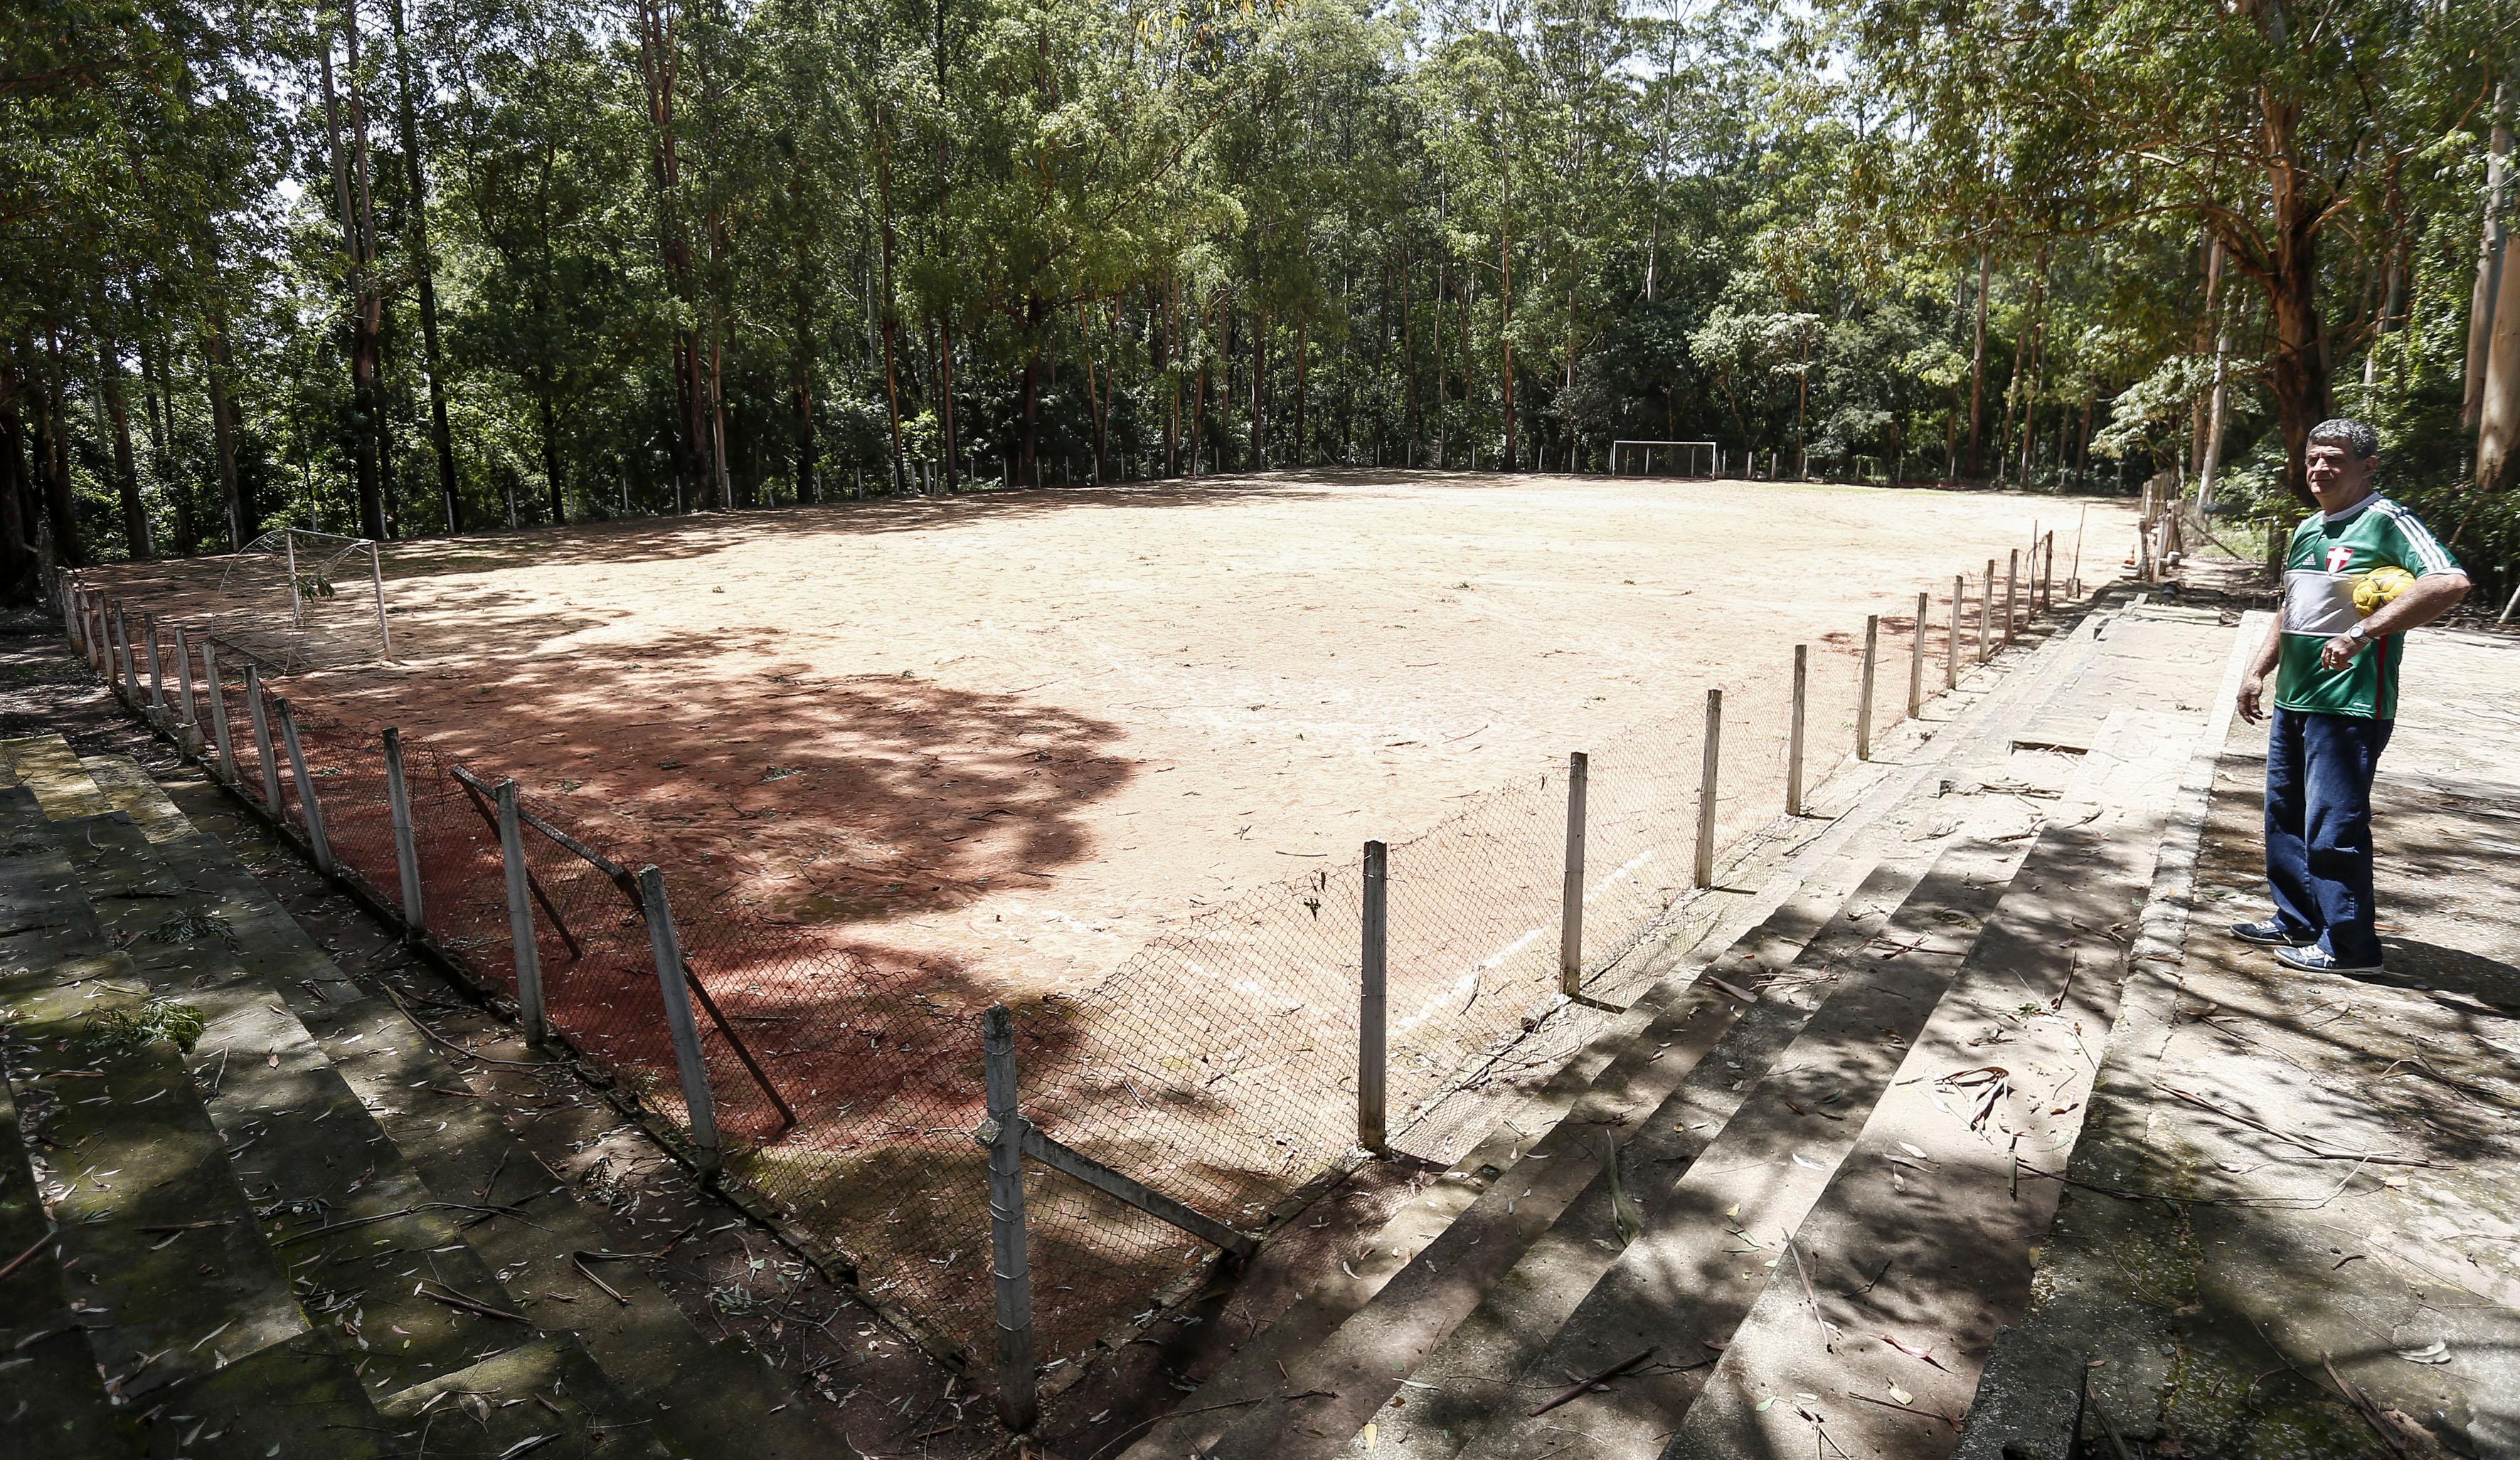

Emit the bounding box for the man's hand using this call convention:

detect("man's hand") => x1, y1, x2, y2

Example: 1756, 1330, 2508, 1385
2319, 633, 2368, 673
2238, 672, 2266, 725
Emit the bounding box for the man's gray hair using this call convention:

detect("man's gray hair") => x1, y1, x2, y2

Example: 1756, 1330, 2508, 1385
2308, 418, 2381, 460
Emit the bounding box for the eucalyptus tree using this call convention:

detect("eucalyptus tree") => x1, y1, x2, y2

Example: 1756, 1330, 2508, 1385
1836, 0, 2510, 499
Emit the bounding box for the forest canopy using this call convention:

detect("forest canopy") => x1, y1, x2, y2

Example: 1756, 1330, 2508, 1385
1, 0, 2513, 596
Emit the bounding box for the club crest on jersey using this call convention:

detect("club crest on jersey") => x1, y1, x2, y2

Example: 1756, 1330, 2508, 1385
2325, 544, 2354, 573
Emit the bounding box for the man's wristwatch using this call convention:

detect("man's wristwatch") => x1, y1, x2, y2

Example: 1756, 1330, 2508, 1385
2344, 625, 2369, 646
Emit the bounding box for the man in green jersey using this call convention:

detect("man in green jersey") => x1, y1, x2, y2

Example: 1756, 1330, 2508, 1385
2232, 419, 2470, 973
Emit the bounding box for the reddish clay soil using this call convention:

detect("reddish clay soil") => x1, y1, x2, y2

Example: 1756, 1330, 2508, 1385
97, 471, 2134, 1000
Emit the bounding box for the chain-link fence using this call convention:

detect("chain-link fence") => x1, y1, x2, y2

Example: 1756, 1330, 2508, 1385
62, 548, 2049, 1371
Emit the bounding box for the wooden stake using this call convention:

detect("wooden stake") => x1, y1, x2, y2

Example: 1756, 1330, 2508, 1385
2004, 549, 2020, 645
1558, 753, 1588, 998
1695, 689, 1722, 886
1786, 645, 1807, 816
1907, 591, 1927, 719
979, 1003, 1037, 1433
1947, 576, 1962, 689
638, 865, 721, 1172
1856, 615, 1879, 760
201, 642, 235, 781
1979, 560, 1995, 663
173, 626, 197, 734
245, 665, 282, 809
275, 697, 333, 873
1359, 840, 1389, 1153
496, 779, 548, 1042
143, 613, 164, 714
383, 726, 425, 930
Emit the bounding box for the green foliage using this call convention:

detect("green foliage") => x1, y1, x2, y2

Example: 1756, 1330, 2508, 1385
4, 0, 2510, 598
85, 998, 208, 1057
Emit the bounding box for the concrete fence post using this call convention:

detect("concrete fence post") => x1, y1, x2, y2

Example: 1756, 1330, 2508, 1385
496, 779, 549, 1042
274, 698, 334, 874
1558, 752, 1588, 998
368, 543, 394, 660
1907, 591, 1927, 719
245, 666, 282, 809
637, 865, 722, 1171
1359, 839, 1389, 1155
979, 1003, 1038, 1433
382, 727, 425, 931
144, 613, 165, 714
1979, 560, 1996, 664
1694, 689, 1722, 887
1786, 645, 1808, 816
113, 603, 137, 700
203, 644, 235, 781
2004, 549, 2021, 646
1947, 577, 1962, 689
173, 627, 198, 739
1856, 615, 1880, 760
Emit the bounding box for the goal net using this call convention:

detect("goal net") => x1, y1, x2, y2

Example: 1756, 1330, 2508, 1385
208, 529, 397, 672
1609, 440, 1721, 478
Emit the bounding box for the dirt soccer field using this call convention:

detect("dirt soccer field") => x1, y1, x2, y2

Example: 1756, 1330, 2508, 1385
101, 470, 2133, 998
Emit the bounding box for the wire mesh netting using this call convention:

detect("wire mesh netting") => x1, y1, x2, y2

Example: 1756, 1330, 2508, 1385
207, 529, 395, 672
77, 556, 2041, 1370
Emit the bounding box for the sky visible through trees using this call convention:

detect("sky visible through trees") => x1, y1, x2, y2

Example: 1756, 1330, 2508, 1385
1, 0, 2512, 592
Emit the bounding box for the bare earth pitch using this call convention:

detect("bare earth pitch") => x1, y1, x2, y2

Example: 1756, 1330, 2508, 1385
100, 471, 2131, 1002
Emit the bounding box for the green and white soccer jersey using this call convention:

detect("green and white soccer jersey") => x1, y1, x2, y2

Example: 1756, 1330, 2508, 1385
2276, 494, 2460, 720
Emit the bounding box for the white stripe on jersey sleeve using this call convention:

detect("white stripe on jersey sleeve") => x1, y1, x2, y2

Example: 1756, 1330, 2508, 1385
2376, 501, 2458, 574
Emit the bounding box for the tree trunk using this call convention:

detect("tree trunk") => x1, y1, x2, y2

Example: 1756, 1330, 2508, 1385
2467, 85, 2510, 430
874, 142, 909, 494
1159, 277, 1179, 477
319, 17, 388, 541
1019, 295, 1043, 488
1965, 250, 1989, 477
1250, 307, 1265, 469
38, 332, 80, 567
1293, 317, 1307, 467
0, 362, 36, 598
390, 0, 460, 534
2191, 234, 2223, 475
2479, 206, 2520, 491
939, 314, 959, 491
141, 329, 193, 556
538, 380, 565, 524
793, 312, 817, 503
637, 0, 710, 507
203, 322, 244, 545
1400, 249, 1418, 460
95, 315, 151, 560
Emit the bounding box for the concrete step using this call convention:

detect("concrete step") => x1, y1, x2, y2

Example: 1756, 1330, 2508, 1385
1135, 827, 1932, 1460
0, 734, 114, 820
79, 753, 196, 845
138, 1327, 395, 1460
0, 791, 308, 1405
375, 1333, 679, 1460
0, 1062, 135, 1460
0, 735, 859, 1460
1122, 602, 2140, 1460
53, 809, 541, 1400
1393, 827, 2034, 1460
0, 736, 860, 1460
1663, 709, 2199, 1460
152, 798, 859, 1460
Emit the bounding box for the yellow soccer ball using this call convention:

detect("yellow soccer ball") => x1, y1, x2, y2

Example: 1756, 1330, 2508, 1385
2352, 566, 2415, 616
